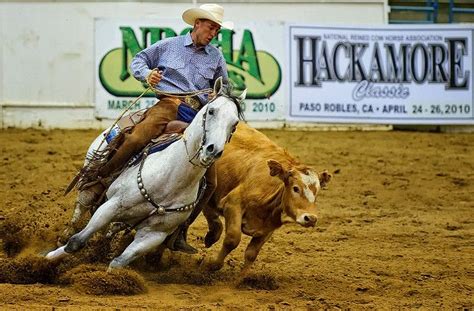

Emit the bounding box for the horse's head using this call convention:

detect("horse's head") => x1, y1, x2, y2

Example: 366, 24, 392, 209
198, 77, 246, 167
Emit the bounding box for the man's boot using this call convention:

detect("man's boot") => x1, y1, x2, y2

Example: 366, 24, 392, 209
167, 224, 198, 254
169, 164, 217, 254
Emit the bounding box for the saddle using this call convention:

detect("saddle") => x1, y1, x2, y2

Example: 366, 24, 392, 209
66, 110, 190, 196
126, 120, 189, 167
106, 111, 190, 167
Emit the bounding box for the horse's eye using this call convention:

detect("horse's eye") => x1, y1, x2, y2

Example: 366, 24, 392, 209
293, 186, 300, 193
208, 108, 215, 116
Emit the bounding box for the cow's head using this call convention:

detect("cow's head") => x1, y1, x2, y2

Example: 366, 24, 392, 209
268, 159, 331, 227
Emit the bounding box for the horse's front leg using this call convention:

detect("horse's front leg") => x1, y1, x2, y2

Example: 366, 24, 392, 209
46, 197, 120, 261
108, 229, 167, 270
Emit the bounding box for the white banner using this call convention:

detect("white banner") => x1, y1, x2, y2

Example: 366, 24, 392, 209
288, 25, 474, 124
95, 19, 285, 121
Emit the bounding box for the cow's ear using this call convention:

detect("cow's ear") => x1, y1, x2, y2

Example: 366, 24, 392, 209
268, 159, 283, 177
318, 170, 332, 188
268, 160, 292, 184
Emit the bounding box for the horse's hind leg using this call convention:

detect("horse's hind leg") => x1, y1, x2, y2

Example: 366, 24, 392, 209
60, 184, 105, 244
108, 230, 167, 270
60, 190, 96, 242
65, 198, 119, 252
46, 198, 119, 261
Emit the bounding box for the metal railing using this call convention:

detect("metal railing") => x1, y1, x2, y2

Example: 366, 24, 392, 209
390, 0, 439, 24
449, 0, 474, 23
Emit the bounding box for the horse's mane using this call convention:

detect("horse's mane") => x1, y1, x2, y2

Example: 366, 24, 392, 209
220, 82, 245, 121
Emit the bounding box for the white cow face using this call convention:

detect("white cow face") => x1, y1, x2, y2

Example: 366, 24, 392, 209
268, 159, 331, 227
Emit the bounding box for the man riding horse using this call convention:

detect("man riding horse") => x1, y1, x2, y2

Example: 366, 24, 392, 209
74, 3, 234, 254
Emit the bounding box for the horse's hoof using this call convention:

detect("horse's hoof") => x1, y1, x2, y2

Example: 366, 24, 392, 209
108, 258, 125, 271
45, 246, 68, 261
64, 235, 85, 253
45, 252, 56, 261
38, 249, 53, 257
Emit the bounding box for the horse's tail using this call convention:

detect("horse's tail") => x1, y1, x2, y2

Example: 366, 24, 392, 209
64, 172, 81, 195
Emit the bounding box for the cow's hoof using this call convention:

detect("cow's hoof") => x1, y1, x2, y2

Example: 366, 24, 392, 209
204, 231, 220, 248
205, 259, 224, 271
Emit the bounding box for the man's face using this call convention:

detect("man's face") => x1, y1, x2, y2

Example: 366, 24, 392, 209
193, 19, 221, 47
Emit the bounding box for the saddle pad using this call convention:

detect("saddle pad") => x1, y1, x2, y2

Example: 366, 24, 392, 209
177, 103, 198, 123
104, 124, 182, 167
127, 133, 183, 167
105, 124, 121, 143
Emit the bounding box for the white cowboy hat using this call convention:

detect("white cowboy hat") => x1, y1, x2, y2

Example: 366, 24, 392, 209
182, 3, 234, 30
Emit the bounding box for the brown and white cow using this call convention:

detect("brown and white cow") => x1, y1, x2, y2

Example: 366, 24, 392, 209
203, 123, 331, 274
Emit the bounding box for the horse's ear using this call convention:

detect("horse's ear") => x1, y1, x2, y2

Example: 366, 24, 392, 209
237, 89, 247, 102
214, 76, 223, 94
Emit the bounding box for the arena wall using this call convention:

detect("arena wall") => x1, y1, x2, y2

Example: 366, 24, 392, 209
0, 0, 389, 129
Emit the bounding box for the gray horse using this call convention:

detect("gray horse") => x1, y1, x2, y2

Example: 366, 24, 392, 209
46, 79, 245, 270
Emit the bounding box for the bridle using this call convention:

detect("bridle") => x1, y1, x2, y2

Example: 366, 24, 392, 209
182, 95, 239, 168
182, 104, 211, 168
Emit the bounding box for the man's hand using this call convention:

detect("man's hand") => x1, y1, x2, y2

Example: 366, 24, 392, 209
146, 69, 163, 87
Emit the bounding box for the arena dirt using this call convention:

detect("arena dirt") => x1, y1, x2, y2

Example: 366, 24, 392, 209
0, 127, 472, 309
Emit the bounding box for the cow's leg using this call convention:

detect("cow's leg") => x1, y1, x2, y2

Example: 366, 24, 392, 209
207, 192, 242, 271
241, 232, 274, 276
108, 230, 167, 270
202, 197, 223, 248
46, 198, 119, 261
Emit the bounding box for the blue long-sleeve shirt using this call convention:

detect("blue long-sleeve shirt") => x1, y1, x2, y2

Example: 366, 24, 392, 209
130, 32, 228, 105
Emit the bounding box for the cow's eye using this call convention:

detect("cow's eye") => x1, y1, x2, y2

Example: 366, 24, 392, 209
293, 186, 300, 193
208, 108, 215, 116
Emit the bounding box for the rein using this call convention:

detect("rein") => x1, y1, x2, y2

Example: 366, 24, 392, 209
182, 105, 211, 168
149, 68, 213, 98
151, 87, 213, 98
92, 68, 213, 162
182, 94, 240, 168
